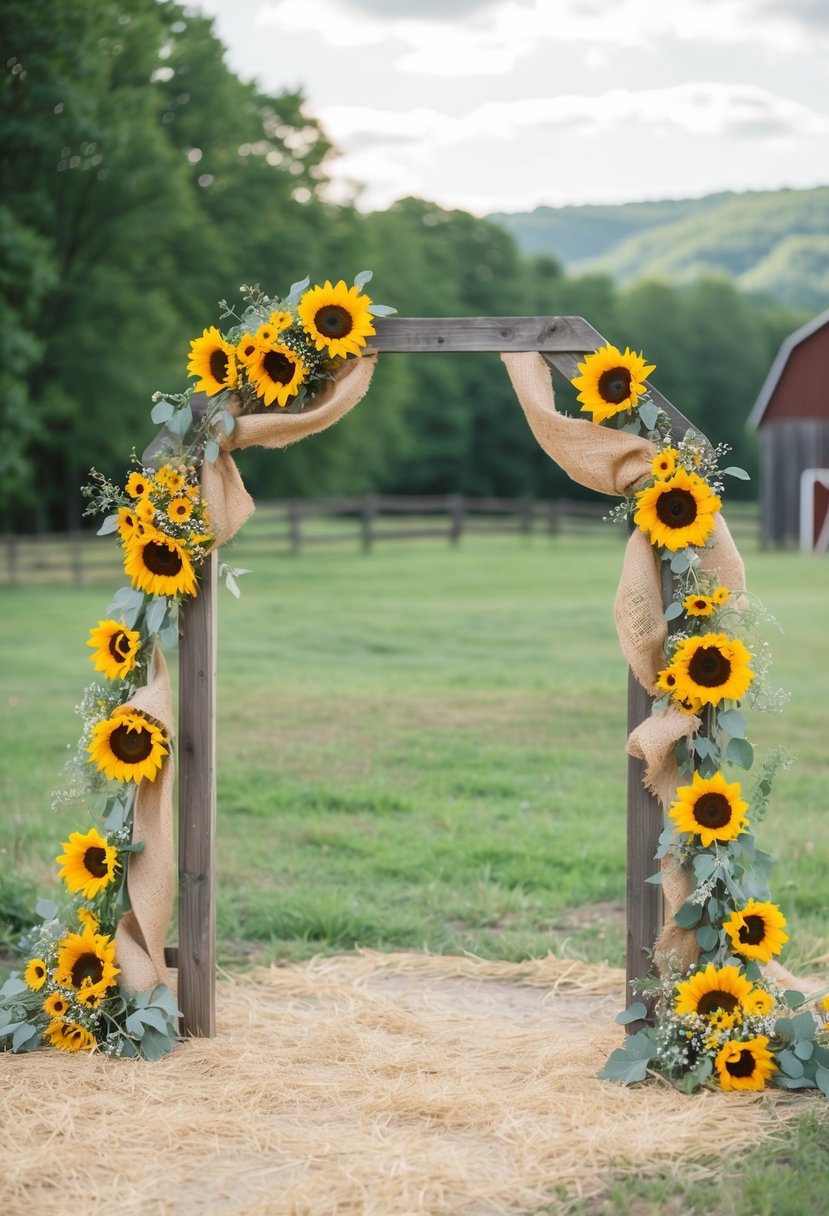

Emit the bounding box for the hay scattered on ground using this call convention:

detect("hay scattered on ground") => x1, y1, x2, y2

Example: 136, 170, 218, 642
0, 952, 813, 1215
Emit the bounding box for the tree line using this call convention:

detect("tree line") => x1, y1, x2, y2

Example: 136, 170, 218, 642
1, 0, 807, 532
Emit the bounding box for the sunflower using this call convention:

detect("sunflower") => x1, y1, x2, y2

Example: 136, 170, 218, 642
167, 496, 193, 523
633, 468, 721, 552
669, 770, 749, 847
713, 586, 730, 606
54, 925, 119, 1001
248, 342, 307, 407
77, 908, 99, 931
43, 1020, 97, 1053
744, 988, 774, 1017
724, 900, 789, 964
125, 471, 152, 499
56, 827, 120, 899
24, 959, 47, 990
715, 1035, 776, 1092
135, 497, 157, 525
123, 527, 198, 598
87, 619, 141, 680
154, 464, 185, 494
674, 963, 754, 1021
43, 992, 71, 1019
236, 332, 260, 365
652, 448, 678, 478
187, 325, 239, 395
88, 707, 168, 784
668, 632, 754, 708
298, 279, 376, 359
682, 593, 715, 618
116, 506, 142, 542
571, 343, 655, 424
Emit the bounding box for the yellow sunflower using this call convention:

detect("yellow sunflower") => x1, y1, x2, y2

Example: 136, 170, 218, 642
116, 506, 142, 542
135, 497, 157, 525
88, 707, 168, 784
652, 448, 678, 478
24, 959, 47, 990
724, 900, 789, 964
43, 992, 71, 1019
125, 471, 152, 499
56, 827, 119, 899
674, 963, 754, 1021
744, 988, 775, 1017
248, 342, 307, 407
571, 343, 656, 424
682, 593, 715, 618
54, 925, 119, 1001
77, 908, 99, 931
236, 332, 260, 365
43, 1020, 97, 1053
668, 632, 754, 708
669, 770, 749, 847
187, 325, 239, 395
715, 1035, 776, 1092
713, 586, 730, 605
154, 464, 185, 494
298, 279, 376, 359
633, 468, 721, 552
87, 619, 141, 680
123, 527, 198, 598
166, 496, 193, 523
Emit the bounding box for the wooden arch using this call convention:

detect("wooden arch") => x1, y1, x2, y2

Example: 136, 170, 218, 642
173, 316, 701, 1036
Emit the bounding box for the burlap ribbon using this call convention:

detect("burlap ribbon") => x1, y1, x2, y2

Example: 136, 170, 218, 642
501, 352, 746, 972
117, 354, 378, 993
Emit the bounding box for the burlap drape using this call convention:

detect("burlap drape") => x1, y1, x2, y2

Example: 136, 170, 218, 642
501, 351, 746, 971
117, 355, 377, 992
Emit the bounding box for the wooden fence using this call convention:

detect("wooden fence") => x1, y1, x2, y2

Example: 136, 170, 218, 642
3, 495, 759, 586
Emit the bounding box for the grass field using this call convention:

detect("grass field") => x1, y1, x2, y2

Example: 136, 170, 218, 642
1, 528, 827, 1212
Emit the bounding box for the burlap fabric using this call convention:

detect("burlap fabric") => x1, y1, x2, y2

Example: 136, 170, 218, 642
502, 352, 746, 973
117, 355, 378, 993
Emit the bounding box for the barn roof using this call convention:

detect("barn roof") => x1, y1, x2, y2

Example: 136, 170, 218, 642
748, 304, 829, 429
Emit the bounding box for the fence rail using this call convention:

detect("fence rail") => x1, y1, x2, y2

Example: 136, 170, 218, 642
1, 496, 760, 586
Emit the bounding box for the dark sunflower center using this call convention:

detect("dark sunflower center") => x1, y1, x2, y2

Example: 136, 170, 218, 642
726, 1049, 757, 1078
70, 952, 104, 989
143, 540, 183, 577
108, 630, 131, 661
693, 791, 733, 830
262, 350, 296, 385
209, 348, 229, 383
693, 599, 708, 611
110, 723, 154, 765
697, 990, 739, 1017
83, 845, 110, 878
34, 964, 45, 978
597, 366, 631, 404
738, 915, 766, 945
688, 646, 731, 688
655, 487, 698, 529
315, 305, 353, 339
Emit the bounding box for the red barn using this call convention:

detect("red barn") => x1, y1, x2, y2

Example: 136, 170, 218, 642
749, 306, 829, 549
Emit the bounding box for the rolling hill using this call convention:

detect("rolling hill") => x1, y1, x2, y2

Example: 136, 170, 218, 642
491, 186, 829, 309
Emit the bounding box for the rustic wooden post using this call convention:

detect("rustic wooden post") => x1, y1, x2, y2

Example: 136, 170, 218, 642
177, 549, 217, 1036
288, 500, 303, 554
449, 493, 465, 544
361, 494, 376, 551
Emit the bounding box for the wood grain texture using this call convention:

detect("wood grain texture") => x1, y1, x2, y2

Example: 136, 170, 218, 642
178, 550, 218, 1037
371, 315, 599, 352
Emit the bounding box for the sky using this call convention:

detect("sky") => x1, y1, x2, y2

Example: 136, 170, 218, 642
187, 0, 829, 216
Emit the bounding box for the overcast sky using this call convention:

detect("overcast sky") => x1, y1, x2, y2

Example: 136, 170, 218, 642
188, 0, 829, 215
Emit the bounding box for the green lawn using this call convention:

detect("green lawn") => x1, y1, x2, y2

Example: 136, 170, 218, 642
1, 528, 827, 1214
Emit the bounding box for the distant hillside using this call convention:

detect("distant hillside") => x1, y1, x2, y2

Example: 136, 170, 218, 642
491, 186, 829, 309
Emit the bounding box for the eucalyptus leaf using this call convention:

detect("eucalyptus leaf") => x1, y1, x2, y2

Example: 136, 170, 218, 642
137, 1026, 177, 1061
615, 1001, 648, 1025
167, 404, 193, 438
97, 513, 119, 536
783, 989, 808, 1009
694, 736, 717, 760
224, 572, 240, 598
795, 1040, 814, 1061
696, 925, 719, 951
0, 1020, 25, 1039
725, 737, 754, 770
0, 976, 28, 999
148, 984, 182, 1020
774, 1074, 815, 1089
353, 270, 373, 288
777, 1048, 804, 1078
367, 303, 397, 316
644, 872, 663, 885
815, 1066, 829, 1098
135, 1007, 171, 1035
693, 854, 717, 881
218, 410, 235, 435
204, 438, 220, 464
159, 620, 180, 650
36, 898, 59, 921
674, 901, 703, 929
12, 1023, 40, 1053
664, 600, 684, 621
145, 595, 168, 636
125, 1012, 147, 1038
597, 1049, 649, 1085
638, 400, 660, 431
792, 1010, 819, 1038
775, 1017, 795, 1041
723, 466, 750, 480
697, 755, 718, 779
151, 399, 175, 424
717, 708, 746, 738
670, 550, 690, 573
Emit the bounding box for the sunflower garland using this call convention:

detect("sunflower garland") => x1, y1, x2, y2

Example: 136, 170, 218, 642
578, 345, 829, 1099
1, 273, 389, 1060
